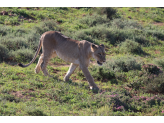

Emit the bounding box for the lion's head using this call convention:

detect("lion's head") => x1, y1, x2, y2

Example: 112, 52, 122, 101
91, 44, 106, 66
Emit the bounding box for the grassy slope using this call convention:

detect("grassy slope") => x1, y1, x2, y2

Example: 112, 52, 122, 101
0, 7, 164, 116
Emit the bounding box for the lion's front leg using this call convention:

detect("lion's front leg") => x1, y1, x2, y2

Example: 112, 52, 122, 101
80, 65, 99, 91
64, 63, 78, 82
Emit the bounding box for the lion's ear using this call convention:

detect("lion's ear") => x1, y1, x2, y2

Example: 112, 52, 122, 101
91, 44, 98, 51
100, 44, 105, 48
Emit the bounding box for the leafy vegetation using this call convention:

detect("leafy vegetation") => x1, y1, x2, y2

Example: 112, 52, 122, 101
1, 7, 164, 116
119, 39, 143, 54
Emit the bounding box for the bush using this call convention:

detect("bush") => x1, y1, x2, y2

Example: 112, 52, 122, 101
146, 29, 164, 41
0, 25, 11, 36
33, 20, 59, 34
106, 28, 149, 46
70, 24, 109, 44
13, 27, 29, 36
92, 89, 137, 112
43, 7, 68, 11
66, 18, 155, 46
95, 7, 118, 19
119, 39, 143, 54
11, 9, 34, 19
136, 72, 164, 93
71, 30, 94, 43
0, 44, 9, 61
0, 37, 28, 50
0, 28, 7, 36
93, 88, 164, 114
128, 64, 164, 93
153, 58, 164, 70
89, 66, 115, 81
111, 19, 143, 29
133, 35, 150, 46
104, 55, 141, 72
145, 73, 164, 93
25, 30, 40, 50
69, 25, 135, 45
9, 48, 34, 63
84, 56, 141, 85
142, 64, 162, 75
78, 14, 109, 27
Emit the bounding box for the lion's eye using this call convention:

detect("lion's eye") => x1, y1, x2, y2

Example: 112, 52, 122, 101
98, 53, 101, 56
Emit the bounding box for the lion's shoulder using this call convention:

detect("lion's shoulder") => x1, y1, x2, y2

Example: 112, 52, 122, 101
54, 31, 70, 39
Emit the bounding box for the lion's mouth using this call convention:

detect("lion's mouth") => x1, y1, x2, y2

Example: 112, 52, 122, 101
97, 61, 103, 66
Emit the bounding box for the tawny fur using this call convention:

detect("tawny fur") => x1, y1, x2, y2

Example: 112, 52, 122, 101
18, 31, 106, 90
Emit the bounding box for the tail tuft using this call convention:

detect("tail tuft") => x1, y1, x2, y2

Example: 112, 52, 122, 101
18, 63, 24, 67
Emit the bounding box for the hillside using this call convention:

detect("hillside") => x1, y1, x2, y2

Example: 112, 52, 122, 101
0, 7, 164, 116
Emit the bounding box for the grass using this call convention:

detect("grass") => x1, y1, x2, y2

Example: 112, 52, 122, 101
117, 7, 164, 24
1, 7, 164, 116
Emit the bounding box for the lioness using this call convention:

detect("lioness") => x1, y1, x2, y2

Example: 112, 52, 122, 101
18, 31, 106, 91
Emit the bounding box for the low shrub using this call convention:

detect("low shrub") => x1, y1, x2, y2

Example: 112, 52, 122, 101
145, 73, 164, 93
89, 66, 115, 81
0, 37, 28, 51
95, 7, 118, 19
0, 44, 9, 61
128, 64, 164, 93
78, 14, 109, 27
111, 19, 143, 29
146, 29, 164, 41
11, 8, 34, 20
70, 25, 134, 45
66, 19, 156, 46
133, 35, 150, 46
153, 58, 164, 70
0, 28, 7, 36
2, 94, 20, 103
119, 39, 143, 54
104, 55, 141, 72
133, 72, 164, 93
142, 64, 162, 75
9, 48, 34, 63
132, 95, 164, 109
43, 7, 67, 11
33, 20, 59, 35
25, 31, 40, 50
0, 25, 11, 36
87, 56, 141, 84
71, 30, 94, 43
70, 24, 109, 44
92, 89, 137, 112
13, 27, 29, 36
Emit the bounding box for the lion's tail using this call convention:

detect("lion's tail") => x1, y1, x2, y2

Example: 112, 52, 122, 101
18, 38, 42, 68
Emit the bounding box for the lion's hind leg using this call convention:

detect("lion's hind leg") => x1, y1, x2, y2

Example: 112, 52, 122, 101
41, 51, 57, 77
35, 54, 43, 74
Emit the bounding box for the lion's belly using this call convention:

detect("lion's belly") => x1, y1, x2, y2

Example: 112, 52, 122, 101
55, 51, 80, 65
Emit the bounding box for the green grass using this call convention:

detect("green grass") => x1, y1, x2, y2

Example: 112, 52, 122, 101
117, 7, 164, 23
116, 7, 164, 31
1, 7, 164, 116
1, 63, 164, 116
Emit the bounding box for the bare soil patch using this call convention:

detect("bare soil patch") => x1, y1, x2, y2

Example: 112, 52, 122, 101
16, 73, 26, 77
11, 89, 36, 100
153, 22, 164, 26
155, 50, 161, 54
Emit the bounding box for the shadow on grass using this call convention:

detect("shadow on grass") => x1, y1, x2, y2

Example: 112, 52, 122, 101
135, 50, 150, 57
27, 109, 47, 116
